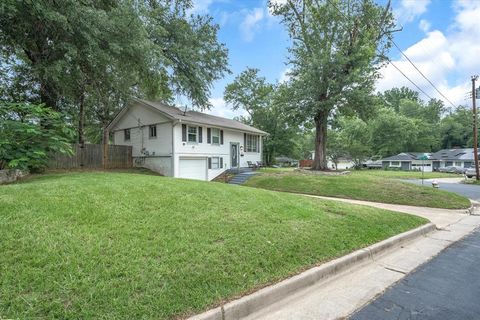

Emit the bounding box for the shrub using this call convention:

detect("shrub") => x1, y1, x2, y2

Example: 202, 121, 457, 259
0, 102, 73, 171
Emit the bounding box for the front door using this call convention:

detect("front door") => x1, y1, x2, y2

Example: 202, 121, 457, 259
231, 143, 239, 168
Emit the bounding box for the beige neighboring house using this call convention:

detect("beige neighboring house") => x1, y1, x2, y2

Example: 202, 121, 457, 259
108, 99, 267, 181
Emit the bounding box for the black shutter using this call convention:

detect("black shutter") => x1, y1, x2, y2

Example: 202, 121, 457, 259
207, 128, 211, 143
220, 130, 224, 145
244, 133, 247, 150
257, 135, 260, 153
208, 157, 212, 169
220, 157, 223, 168
182, 124, 187, 142
198, 127, 203, 143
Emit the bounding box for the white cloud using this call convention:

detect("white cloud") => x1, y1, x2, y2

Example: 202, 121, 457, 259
377, 0, 480, 107
189, 0, 214, 14
419, 19, 431, 32
240, 7, 265, 42
206, 97, 248, 119
278, 67, 291, 83
394, 0, 431, 25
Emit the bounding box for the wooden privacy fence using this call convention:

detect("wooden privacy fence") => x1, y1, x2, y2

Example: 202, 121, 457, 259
299, 159, 313, 168
48, 144, 132, 169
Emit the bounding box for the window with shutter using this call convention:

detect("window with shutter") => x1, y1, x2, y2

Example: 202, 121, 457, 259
208, 157, 212, 169
198, 127, 203, 143
220, 130, 224, 144
220, 157, 223, 168
211, 128, 220, 144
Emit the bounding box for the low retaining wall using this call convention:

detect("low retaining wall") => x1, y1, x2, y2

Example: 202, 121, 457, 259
0, 169, 28, 185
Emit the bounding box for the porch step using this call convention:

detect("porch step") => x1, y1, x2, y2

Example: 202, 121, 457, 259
228, 171, 258, 185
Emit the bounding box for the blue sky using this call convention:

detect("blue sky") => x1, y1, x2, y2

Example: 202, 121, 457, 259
187, 0, 480, 118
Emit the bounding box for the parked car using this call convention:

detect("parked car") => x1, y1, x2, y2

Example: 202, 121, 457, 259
438, 166, 456, 173
465, 167, 479, 178
454, 166, 468, 174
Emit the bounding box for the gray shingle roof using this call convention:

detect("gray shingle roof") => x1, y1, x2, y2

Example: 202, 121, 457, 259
382, 152, 431, 161
430, 148, 478, 161
137, 99, 267, 135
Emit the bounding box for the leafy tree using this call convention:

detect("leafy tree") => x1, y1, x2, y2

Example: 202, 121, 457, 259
326, 130, 345, 169
224, 68, 300, 164
0, 103, 73, 171
439, 106, 478, 148
0, 0, 229, 145
270, 0, 395, 170
379, 86, 420, 111
369, 108, 417, 156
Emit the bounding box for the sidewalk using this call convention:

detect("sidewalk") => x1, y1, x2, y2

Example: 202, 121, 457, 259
301, 194, 472, 228
243, 197, 480, 320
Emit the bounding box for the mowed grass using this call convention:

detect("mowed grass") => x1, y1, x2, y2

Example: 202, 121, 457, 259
245, 171, 470, 209
0, 172, 426, 319
351, 170, 456, 179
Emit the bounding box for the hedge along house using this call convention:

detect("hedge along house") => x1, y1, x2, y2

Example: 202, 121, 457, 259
381, 152, 433, 172
108, 99, 267, 181
430, 148, 479, 170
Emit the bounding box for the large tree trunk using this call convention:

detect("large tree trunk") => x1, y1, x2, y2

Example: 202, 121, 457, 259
311, 110, 328, 170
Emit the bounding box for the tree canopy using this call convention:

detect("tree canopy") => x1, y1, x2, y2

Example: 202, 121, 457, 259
0, 0, 229, 144
270, 0, 395, 170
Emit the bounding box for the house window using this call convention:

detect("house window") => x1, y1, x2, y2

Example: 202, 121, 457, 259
188, 126, 197, 143
454, 161, 462, 167
391, 161, 400, 166
211, 157, 220, 169
124, 129, 130, 141
245, 134, 259, 152
149, 125, 157, 138
211, 128, 220, 144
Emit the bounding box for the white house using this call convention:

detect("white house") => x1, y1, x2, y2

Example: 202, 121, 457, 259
108, 99, 267, 181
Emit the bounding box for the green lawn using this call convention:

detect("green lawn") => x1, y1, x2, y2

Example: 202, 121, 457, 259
245, 171, 470, 209
0, 172, 426, 319
350, 170, 456, 179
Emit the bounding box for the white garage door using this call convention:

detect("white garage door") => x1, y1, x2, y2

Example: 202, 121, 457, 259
179, 158, 207, 180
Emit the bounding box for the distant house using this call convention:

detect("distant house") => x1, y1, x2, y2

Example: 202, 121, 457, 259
108, 99, 267, 181
381, 152, 433, 172
430, 148, 479, 170
327, 158, 355, 170
309, 151, 355, 170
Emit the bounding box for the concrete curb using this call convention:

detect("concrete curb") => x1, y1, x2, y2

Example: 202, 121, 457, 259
188, 223, 436, 320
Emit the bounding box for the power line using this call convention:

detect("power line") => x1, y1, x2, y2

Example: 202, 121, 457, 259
389, 61, 434, 100
391, 41, 457, 108
323, 0, 455, 105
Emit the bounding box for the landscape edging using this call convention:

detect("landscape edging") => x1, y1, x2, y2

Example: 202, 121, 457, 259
188, 222, 436, 320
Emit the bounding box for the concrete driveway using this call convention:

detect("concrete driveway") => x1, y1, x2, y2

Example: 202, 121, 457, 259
404, 178, 480, 202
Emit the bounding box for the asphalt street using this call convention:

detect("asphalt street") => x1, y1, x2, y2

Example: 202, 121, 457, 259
405, 178, 480, 201
350, 228, 480, 320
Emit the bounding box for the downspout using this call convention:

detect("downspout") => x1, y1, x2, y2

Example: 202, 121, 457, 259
172, 120, 179, 177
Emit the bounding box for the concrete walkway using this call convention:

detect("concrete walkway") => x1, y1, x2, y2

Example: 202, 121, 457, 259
301, 194, 472, 229
244, 196, 480, 320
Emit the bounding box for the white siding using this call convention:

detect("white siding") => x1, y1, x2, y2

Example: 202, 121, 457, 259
173, 123, 263, 180
110, 102, 264, 181
111, 102, 173, 157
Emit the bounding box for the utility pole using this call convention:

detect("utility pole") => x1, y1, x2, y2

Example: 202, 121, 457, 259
472, 75, 479, 181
